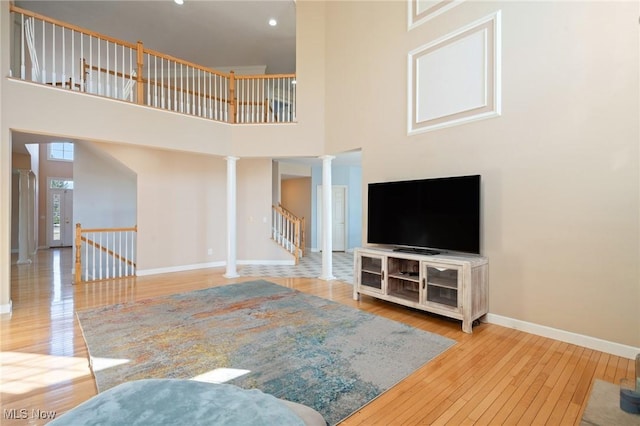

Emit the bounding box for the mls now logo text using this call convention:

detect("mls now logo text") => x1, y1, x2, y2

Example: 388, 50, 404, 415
4, 409, 57, 420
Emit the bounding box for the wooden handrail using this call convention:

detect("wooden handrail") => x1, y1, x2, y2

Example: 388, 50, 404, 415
236, 73, 296, 80
80, 226, 137, 233
10, 5, 138, 49
142, 47, 230, 79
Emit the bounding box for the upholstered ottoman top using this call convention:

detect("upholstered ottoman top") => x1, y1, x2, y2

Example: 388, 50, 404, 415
49, 379, 326, 426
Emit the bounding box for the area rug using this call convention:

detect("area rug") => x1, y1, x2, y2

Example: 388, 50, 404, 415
76, 280, 455, 425
580, 379, 640, 426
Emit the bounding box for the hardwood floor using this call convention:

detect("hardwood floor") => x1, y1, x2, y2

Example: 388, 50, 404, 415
1, 248, 634, 425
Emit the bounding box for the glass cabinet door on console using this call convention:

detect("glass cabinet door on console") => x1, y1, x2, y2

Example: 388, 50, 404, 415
356, 253, 385, 293
423, 263, 462, 312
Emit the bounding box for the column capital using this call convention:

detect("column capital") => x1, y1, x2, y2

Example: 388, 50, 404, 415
225, 156, 240, 162
318, 155, 335, 162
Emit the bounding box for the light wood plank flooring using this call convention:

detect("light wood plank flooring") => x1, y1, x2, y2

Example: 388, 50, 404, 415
1, 248, 634, 425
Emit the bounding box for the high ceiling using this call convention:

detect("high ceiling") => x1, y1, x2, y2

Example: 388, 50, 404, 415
14, 0, 297, 74
11, 1, 361, 165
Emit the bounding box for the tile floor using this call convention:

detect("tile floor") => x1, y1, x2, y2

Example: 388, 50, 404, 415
239, 251, 354, 284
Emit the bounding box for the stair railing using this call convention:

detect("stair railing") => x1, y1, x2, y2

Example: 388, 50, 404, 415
75, 223, 137, 283
271, 205, 305, 264
9, 4, 296, 124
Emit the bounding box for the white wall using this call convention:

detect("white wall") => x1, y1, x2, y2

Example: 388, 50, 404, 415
74, 142, 136, 229
237, 159, 292, 263
323, 1, 639, 347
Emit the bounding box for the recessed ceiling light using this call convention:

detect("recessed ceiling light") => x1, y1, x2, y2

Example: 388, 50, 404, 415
269, 19, 277, 27
174, 0, 184, 5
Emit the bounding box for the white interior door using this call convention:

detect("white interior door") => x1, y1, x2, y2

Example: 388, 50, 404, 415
317, 185, 347, 252
49, 187, 73, 247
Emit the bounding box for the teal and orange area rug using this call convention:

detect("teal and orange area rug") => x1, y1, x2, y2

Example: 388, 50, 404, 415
76, 280, 455, 425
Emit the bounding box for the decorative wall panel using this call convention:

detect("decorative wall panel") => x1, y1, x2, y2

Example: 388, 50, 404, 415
408, 0, 464, 30
408, 11, 501, 135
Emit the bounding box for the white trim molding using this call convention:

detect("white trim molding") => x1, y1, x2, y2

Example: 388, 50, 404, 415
408, 0, 464, 31
237, 259, 296, 266
485, 313, 640, 360
0, 300, 13, 314
137, 261, 226, 277
136, 259, 297, 276
408, 11, 501, 135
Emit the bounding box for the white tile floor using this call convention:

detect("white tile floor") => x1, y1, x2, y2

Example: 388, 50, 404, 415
239, 251, 354, 284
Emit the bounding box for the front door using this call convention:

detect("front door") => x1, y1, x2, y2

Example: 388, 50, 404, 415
49, 185, 73, 247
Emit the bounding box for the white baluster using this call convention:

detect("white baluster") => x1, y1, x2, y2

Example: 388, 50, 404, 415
61, 26, 66, 86
129, 49, 133, 101
118, 231, 122, 278
97, 38, 101, 95
99, 232, 103, 280
41, 20, 46, 84
92, 232, 96, 280
105, 41, 111, 96
80, 33, 84, 92
197, 68, 201, 116
71, 29, 75, 89
153, 55, 157, 107
88, 35, 93, 93
179, 63, 183, 112
112, 233, 116, 278
85, 231, 89, 281
162, 57, 166, 109
20, 14, 25, 79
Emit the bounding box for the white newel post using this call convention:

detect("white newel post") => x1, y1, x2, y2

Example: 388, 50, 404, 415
319, 155, 335, 281
224, 156, 240, 278
17, 170, 32, 265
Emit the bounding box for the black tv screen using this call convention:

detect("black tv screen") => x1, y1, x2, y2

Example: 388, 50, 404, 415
367, 175, 480, 254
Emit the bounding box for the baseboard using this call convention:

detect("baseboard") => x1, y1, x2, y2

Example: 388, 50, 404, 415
137, 259, 297, 276
310, 248, 320, 253
0, 300, 13, 314
137, 261, 226, 277
237, 260, 296, 266
485, 313, 640, 360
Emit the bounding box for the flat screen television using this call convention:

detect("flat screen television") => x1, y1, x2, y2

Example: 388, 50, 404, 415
367, 175, 480, 255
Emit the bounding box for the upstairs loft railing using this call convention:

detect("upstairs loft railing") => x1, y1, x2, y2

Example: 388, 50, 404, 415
272, 204, 305, 264
9, 5, 296, 124
75, 223, 137, 283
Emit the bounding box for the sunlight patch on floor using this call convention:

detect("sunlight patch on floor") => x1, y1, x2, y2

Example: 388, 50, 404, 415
191, 368, 251, 384
0, 351, 92, 395
91, 356, 131, 372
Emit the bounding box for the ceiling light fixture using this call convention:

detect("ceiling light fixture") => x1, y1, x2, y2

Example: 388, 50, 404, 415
174, 0, 184, 5
269, 18, 277, 27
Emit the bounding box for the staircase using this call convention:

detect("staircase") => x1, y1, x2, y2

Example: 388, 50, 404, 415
271, 204, 305, 264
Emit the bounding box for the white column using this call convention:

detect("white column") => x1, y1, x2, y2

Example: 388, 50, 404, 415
0, 4, 12, 313
28, 172, 36, 256
319, 155, 335, 281
17, 170, 32, 265
224, 156, 239, 278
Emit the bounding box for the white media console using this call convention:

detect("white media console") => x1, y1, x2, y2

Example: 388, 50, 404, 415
353, 247, 489, 333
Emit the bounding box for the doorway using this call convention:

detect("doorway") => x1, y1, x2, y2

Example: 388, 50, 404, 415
48, 179, 74, 247
317, 185, 347, 252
